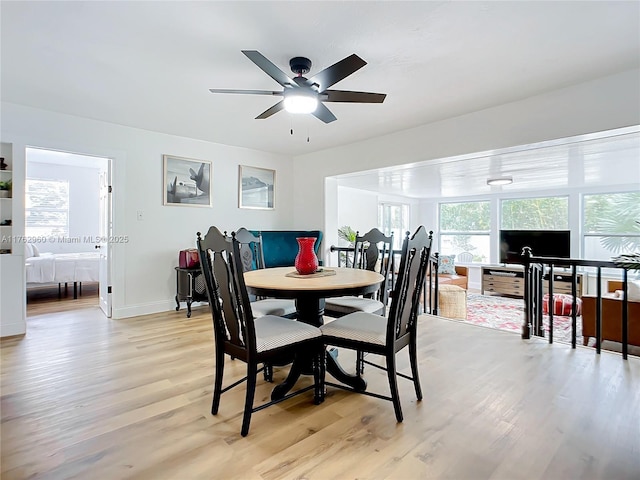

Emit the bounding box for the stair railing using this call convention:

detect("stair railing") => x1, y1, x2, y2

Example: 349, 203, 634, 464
330, 245, 439, 315
521, 247, 633, 360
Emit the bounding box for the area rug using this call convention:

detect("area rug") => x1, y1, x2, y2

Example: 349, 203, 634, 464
464, 294, 581, 345
462, 294, 640, 357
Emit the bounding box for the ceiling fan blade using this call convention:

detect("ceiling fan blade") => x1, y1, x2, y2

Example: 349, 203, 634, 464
209, 88, 282, 96
242, 50, 295, 88
307, 54, 367, 92
324, 90, 386, 103
312, 103, 337, 124
255, 100, 285, 120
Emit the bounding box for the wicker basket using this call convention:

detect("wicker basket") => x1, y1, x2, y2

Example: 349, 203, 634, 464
438, 285, 467, 320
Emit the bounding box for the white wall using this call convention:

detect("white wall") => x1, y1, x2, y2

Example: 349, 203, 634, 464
1, 102, 296, 323
331, 187, 421, 264
2, 68, 639, 332
337, 186, 378, 238
305, 69, 640, 251
27, 161, 101, 254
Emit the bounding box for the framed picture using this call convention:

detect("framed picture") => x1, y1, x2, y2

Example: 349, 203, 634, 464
163, 155, 212, 207
239, 165, 275, 209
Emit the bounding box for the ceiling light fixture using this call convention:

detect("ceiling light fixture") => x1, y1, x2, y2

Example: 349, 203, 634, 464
487, 176, 513, 186
283, 90, 318, 114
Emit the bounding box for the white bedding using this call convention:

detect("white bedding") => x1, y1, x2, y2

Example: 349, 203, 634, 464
26, 252, 100, 284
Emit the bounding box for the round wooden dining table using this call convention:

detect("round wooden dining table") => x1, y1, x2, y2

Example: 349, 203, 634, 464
243, 266, 384, 398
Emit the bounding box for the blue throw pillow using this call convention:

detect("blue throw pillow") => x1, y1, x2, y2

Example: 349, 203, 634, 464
438, 254, 456, 274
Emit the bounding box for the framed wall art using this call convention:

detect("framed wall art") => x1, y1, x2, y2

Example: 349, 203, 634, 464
163, 155, 212, 207
239, 165, 275, 210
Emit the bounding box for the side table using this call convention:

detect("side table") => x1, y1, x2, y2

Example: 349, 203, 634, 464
175, 266, 208, 317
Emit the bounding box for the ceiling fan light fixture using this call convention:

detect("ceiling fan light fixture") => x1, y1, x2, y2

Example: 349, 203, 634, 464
487, 176, 513, 186
283, 92, 318, 114
209, 51, 385, 123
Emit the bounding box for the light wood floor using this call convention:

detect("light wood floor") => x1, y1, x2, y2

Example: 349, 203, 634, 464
2, 304, 639, 479
26, 283, 99, 316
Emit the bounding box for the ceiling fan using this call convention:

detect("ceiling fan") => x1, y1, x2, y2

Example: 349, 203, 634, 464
209, 50, 386, 124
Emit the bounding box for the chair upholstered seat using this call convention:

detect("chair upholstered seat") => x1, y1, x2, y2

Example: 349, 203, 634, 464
323, 296, 385, 316
255, 316, 321, 353
320, 312, 387, 346
251, 298, 298, 318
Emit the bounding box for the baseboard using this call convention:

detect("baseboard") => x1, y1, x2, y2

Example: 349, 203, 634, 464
0, 321, 26, 337
112, 300, 209, 319
112, 300, 178, 319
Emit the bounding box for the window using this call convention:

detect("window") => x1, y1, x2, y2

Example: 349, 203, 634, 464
439, 201, 490, 263
583, 191, 640, 261
25, 179, 70, 237
501, 196, 569, 230
378, 203, 409, 250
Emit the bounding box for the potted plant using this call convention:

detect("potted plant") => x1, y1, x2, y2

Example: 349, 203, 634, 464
338, 225, 357, 267
612, 220, 640, 274
0, 179, 11, 198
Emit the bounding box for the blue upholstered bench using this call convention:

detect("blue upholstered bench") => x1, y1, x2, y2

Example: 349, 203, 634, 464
250, 230, 323, 268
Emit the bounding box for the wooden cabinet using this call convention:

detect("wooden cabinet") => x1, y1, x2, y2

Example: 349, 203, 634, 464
481, 265, 583, 298
482, 266, 525, 297
174, 267, 208, 317
546, 271, 583, 297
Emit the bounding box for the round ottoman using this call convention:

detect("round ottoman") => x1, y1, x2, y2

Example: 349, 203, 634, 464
543, 293, 582, 316
438, 284, 467, 320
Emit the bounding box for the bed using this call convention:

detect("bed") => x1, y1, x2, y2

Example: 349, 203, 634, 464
25, 244, 100, 299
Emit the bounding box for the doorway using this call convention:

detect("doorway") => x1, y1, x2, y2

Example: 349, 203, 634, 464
25, 147, 112, 317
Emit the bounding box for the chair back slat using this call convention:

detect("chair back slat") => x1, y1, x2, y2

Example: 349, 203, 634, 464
197, 226, 256, 356
234, 227, 266, 271
353, 228, 394, 305
234, 227, 269, 303
387, 227, 433, 342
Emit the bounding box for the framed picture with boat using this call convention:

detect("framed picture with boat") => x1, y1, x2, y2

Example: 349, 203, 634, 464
163, 155, 212, 207
239, 165, 275, 209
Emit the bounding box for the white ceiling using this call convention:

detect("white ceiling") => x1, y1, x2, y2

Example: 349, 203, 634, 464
333, 127, 640, 199
2, 1, 639, 197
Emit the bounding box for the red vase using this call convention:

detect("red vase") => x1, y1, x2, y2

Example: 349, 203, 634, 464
295, 237, 319, 275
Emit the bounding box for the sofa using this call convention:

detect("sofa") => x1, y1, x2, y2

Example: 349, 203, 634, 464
436, 265, 469, 289
581, 280, 640, 347
250, 230, 323, 268
430, 253, 469, 289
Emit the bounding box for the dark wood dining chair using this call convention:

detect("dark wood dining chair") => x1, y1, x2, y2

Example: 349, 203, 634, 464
197, 226, 324, 437
234, 227, 297, 319
320, 226, 433, 422
234, 227, 299, 381
324, 228, 394, 317
325, 228, 394, 373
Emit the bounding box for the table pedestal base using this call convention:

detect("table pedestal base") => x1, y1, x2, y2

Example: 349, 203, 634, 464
271, 296, 367, 400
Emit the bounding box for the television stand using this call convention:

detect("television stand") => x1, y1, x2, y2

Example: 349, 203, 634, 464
481, 265, 583, 298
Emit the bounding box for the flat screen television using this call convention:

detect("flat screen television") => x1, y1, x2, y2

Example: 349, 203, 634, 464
499, 230, 571, 264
